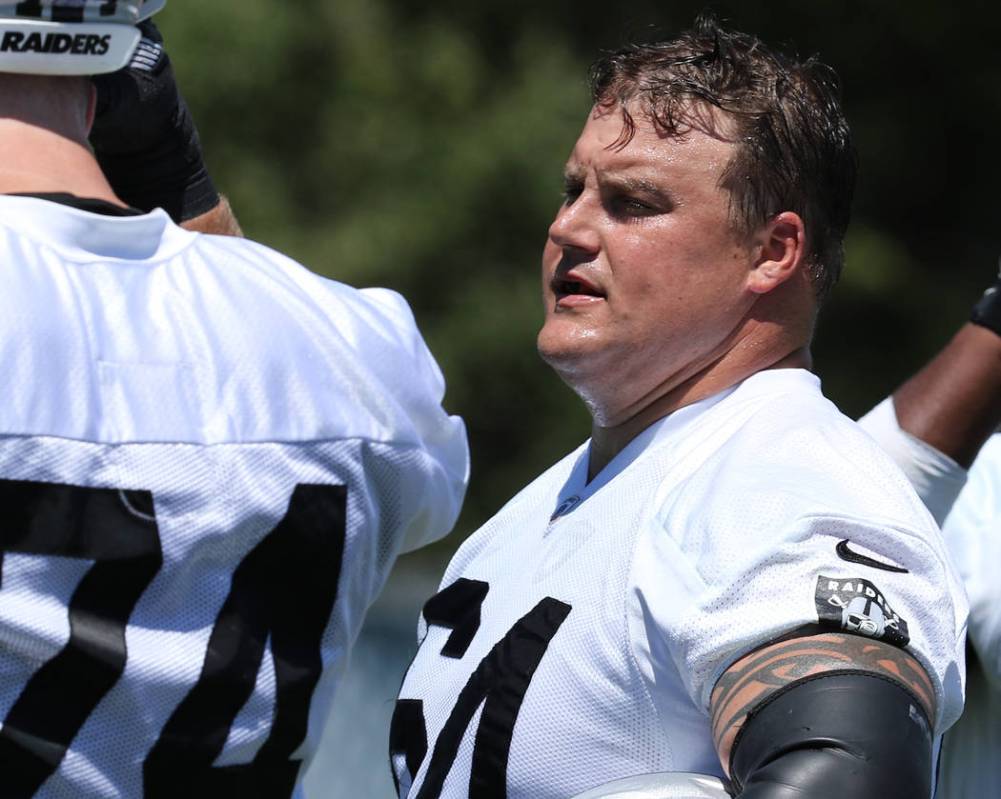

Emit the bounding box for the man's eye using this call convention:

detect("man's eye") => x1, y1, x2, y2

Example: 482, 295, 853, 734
562, 184, 583, 205
610, 195, 656, 216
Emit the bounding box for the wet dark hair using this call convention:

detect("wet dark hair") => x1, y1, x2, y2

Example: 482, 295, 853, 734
590, 13, 857, 302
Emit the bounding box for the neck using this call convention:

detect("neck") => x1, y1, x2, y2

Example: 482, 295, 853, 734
0, 118, 123, 206
587, 345, 811, 481
585, 284, 815, 482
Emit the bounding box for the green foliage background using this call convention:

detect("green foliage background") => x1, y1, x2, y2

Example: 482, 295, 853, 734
160, 0, 1001, 551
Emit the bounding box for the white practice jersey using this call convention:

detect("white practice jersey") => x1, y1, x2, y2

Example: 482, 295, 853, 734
0, 195, 469, 798
858, 399, 968, 527
860, 400, 1001, 799
395, 369, 966, 799
942, 436, 1001, 698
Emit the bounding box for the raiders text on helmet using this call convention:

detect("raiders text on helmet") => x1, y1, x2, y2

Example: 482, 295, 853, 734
0, 0, 165, 75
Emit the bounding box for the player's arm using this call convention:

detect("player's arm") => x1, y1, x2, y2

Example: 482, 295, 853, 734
891, 275, 1001, 469
180, 195, 243, 236
89, 21, 242, 236
711, 631, 936, 798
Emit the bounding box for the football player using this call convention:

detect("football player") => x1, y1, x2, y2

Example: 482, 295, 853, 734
391, 15, 966, 799
859, 273, 1001, 799
0, 2, 468, 796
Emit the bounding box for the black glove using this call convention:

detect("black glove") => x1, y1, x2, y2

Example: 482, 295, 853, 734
89, 20, 219, 222
970, 261, 1001, 338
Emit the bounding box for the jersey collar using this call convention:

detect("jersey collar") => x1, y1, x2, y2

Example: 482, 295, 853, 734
547, 369, 821, 525
548, 384, 738, 525
8, 192, 144, 217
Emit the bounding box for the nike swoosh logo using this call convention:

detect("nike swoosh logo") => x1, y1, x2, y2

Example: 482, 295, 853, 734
836, 540, 909, 573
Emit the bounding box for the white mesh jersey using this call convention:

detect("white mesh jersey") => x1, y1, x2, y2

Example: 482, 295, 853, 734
394, 369, 966, 799
936, 434, 1001, 799
941, 436, 1001, 705
0, 195, 469, 798
859, 401, 1001, 799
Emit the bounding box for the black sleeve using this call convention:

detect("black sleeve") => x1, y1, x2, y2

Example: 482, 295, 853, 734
730, 672, 934, 798
90, 21, 219, 222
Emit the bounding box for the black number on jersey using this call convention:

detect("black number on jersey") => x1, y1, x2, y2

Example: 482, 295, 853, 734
391, 581, 571, 798
0, 480, 162, 797
144, 483, 345, 796
0, 479, 345, 799
422, 577, 490, 658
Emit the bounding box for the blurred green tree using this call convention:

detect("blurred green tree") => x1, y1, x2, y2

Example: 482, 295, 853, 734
160, 0, 1001, 548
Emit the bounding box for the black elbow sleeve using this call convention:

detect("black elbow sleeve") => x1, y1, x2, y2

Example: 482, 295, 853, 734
729, 673, 934, 799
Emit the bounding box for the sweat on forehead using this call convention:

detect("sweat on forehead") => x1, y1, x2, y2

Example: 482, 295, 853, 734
587, 13, 856, 303
589, 97, 738, 154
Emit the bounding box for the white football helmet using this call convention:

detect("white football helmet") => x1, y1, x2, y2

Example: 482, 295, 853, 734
0, 0, 165, 75
570, 772, 731, 799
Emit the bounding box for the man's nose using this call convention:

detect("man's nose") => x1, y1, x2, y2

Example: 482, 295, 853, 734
547, 197, 600, 255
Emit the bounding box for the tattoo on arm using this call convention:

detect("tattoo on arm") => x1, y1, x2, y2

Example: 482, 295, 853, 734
709, 632, 935, 774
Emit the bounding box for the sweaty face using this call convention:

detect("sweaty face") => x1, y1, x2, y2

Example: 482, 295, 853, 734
537, 103, 759, 426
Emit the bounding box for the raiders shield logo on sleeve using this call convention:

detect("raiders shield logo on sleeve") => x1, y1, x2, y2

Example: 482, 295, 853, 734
815, 575, 910, 647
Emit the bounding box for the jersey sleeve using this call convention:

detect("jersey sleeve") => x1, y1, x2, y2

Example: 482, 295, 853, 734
941, 436, 1001, 690
858, 397, 968, 525
342, 287, 470, 553
188, 236, 471, 550
633, 432, 968, 735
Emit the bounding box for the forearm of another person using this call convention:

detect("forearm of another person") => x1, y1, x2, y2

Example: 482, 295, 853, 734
858, 396, 968, 525
181, 195, 242, 236
90, 21, 242, 236
858, 276, 1001, 522
893, 322, 1001, 468
889, 271, 1001, 468
711, 632, 936, 798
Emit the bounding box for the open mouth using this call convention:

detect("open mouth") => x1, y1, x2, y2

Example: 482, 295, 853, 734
552, 273, 605, 299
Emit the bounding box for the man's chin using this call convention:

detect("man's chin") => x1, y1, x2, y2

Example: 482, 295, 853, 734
537, 319, 604, 359
537, 335, 608, 390
536, 334, 590, 375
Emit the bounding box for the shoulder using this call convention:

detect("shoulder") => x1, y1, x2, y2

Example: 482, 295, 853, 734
642, 370, 955, 608
628, 374, 967, 730
185, 235, 448, 416
670, 370, 931, 531
190, 235, 430, 357
0, 203, 462, 450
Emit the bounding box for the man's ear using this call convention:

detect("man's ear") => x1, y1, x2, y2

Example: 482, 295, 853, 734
746, 211, 807, 294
